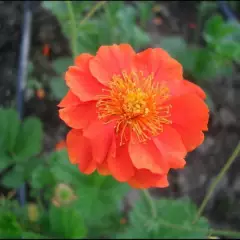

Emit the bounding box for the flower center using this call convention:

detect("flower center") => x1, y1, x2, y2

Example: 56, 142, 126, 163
96, 71, 172, 145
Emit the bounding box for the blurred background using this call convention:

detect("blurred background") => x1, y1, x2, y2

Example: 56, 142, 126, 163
0, 0, 240, 238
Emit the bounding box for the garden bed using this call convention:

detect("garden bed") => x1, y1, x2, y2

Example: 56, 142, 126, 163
0, 1, 240, 238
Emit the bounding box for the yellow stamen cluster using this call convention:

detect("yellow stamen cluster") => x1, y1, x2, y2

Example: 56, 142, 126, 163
97, 71, 172, 145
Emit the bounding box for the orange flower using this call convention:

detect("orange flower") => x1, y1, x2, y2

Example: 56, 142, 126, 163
55, 140, 66, 151
42, 43, 50, 57
120, 217, 127, 225
36, 88, 45, 99
153, 17, 163, 26
58, 44, 209, 189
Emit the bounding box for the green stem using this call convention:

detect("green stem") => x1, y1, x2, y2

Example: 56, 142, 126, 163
193, 141, 240, 223
79, 1, 107, 26
159, 218, 240, 238
142, 189, 157, 219
65, 1, 78, 58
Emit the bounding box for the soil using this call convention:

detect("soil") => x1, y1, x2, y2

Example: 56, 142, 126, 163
0, 0, 240, 235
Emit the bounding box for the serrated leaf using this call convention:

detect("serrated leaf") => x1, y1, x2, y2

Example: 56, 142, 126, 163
117, 197, 210, 239
13, 117, 43, 160
75, 172, 129, 224
49, 205, 87, 238
50, 150, 82, 184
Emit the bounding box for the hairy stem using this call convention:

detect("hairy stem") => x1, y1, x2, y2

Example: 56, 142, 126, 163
79, 1, 107, 26
142, 189, 157, 219
65, 1, 78, 58
193, 141, 240, 223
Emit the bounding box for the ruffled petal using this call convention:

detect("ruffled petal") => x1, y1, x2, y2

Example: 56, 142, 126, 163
97, 160, 111, 176
74, 53, 93, 70
58, 90, 81, 108
107, 138, 135, 182
133, 48, 183, 83
128, 169, 169, 189
59, 101, 97, 129
169, 93, 209, 152
65, 54, 104, 101
153, 125, 187, 169
66, 129, 96, 174
128, 137, 169, 174
83, 119, 114, 164
166, 79, 206, 100
89, 44, 135, 86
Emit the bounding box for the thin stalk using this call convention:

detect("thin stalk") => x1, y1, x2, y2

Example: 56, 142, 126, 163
142, 189, 157, 219
79, 1, 107, 26
65, 1, 78, 58
193, 141, 240, 223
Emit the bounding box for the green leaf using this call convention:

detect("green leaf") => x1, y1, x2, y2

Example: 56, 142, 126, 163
0, 108, 21, 153
1, 165, 25, 188
0, 212, 22, 238
191, 48, 219, 81
21, 232, 48, 239
49, 77, 68, 100
0, 153, 13, 172
13, 117, 43, 160
50, 150, 82, 184
132, 26, 151, 50
52, 58, 73, 75
204, 15, 239, 44
75, 172, 129, 224
215, 41, 239, 60
49, 205, 87, 238
137, 1, 153, 28
117, 198, 210, 239
160, 36, 187, 58
5, 109, 20, 153
30, 164, 55, 189
204, 15, 224, 42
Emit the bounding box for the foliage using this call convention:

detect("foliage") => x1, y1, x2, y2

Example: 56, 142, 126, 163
117, 198, 209, 239
0, 107, 212, 239
26, 1, 153, 101
159, 14, 240, 83
43, 1, 152, 54
1, 1, 240, 239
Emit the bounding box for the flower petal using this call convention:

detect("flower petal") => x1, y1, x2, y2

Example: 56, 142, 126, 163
166, 79, 206, 99
59, 101, 97, 129
58, 90, 81, 108
182, 80, 206, 99
108, 138, 135, 182
74, 53, 93, 70
66, 129, 96, 174
133, 48, 183, 82
65, 54, 104, 102
128, 169, 169, 189
90, 44, 135, 86
128, 137, 169, 174
169, 93, 209, 152
83, 119, 114, 164
153, 125, 187, 169
97, 160, 111, 176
